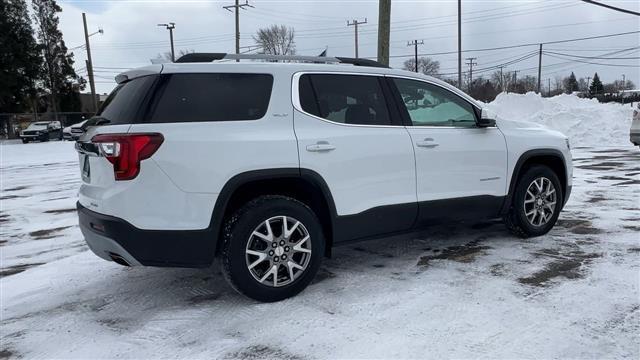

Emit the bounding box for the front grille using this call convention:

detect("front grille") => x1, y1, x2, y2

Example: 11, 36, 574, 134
23, 131, 39, 136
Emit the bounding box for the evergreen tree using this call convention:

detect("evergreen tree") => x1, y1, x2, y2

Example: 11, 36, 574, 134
563, 72, 579, 94
590, 73, 604, 95
31, 0, 84, 115
0, 0, 41, 113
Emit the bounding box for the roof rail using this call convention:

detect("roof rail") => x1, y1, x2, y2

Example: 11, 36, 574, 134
175, 53, 389, 68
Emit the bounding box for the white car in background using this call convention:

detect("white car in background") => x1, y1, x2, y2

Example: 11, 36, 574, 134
631, 103, 640, 146
63, 120, 88, 141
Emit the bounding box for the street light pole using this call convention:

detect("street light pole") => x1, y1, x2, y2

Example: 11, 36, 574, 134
82, 13, 102, 113
158, 22, 176, 62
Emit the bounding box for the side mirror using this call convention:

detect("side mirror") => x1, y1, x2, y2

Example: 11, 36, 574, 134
478, 108, 497, 128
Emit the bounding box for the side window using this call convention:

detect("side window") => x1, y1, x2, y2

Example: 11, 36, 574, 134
149, 73, 273, 123
392, 78, 477, 127
299, 74, 392, 126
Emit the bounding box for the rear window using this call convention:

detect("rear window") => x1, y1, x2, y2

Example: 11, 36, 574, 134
96, 75, 157, 125
149, 73, 273, 123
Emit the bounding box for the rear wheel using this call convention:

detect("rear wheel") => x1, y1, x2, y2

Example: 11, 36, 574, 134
22, 138, 28, 144
505, 165, 563, 238
221, 195, 325, 302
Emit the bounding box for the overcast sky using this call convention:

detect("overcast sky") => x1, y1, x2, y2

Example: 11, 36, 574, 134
56, 0, 640, 94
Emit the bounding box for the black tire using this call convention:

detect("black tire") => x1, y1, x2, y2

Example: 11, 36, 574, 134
221, 195, 325, 302
504, 165, 563, 238
22, 138, 28, 144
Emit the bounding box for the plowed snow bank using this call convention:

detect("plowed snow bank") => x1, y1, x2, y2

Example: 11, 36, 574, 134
486, 92, 633, 146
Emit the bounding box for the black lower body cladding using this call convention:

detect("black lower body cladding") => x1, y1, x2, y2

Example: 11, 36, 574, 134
77, 202, 215, 267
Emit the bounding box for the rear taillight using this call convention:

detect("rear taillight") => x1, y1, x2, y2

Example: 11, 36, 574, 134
91, 133, 164, 181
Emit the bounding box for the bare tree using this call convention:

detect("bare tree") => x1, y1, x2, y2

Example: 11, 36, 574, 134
402, 57, 440, 76
253, 25, 296, 55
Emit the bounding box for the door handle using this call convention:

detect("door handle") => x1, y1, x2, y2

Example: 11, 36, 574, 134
416, 138, 439, 148
306, 141, 336, 152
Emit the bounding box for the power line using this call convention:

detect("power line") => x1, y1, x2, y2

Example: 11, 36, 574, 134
380, 31, 640, 60
245, 1, 570, 36
579, 0, 640, 16
542, 50, 640, 59
543, 53, 640, 67
502, 47, 640, 78
294, 2, 579, 39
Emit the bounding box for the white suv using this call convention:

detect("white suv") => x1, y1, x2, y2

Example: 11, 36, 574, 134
76, 53, 572, 302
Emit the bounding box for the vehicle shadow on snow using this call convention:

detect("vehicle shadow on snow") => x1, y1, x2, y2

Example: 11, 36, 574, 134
86, 218, 594, 310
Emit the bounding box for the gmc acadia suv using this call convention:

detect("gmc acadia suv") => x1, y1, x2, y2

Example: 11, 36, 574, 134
76, 53, 572, 302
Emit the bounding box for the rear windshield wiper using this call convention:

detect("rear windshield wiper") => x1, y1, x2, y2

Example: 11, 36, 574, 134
85, 116, 111, 128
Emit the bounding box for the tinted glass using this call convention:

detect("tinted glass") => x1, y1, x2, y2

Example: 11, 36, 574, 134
299, 74, 391, 126
393, 78, 477, 127
149, 73, 273, 123
97, 75, 157, 125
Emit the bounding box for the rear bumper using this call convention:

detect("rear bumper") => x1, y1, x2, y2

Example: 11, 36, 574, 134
77, 202, 216, 267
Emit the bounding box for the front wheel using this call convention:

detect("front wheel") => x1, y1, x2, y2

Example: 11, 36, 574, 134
221, 195, 325, 302
504, 165, 563, 238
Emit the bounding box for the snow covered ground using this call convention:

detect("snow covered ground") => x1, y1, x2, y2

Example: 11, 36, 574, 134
1, 95, 639, 359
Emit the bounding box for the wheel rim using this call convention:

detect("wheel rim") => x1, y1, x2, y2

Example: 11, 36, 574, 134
245, 216, 312, 287
523, 177, 557, 227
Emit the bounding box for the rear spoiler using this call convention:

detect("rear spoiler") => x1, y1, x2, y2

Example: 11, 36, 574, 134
115, 64, 163, 84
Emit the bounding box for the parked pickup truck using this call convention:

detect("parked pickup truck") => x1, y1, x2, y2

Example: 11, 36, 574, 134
20, 121, 62, 143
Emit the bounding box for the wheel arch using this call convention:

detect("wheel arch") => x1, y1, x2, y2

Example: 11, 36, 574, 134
210, 168, 337, 258
501, 149, 568, 214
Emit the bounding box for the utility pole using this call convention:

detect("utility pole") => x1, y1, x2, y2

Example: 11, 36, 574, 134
622, 74, 626, 89
82, 13, 101, 113
157, 22, 176, 62
224, 0, 253, 61
458, 0, 462, 89
537, 43, 543, 93
499, 66, 504, 92
377, 0, 391, 66
512, 70, 520, 92
347, 18, 367, 58
586, 76, 591, 94
407, 40, 424, 73
465, 57, 477, 92
547, 78, 551, 97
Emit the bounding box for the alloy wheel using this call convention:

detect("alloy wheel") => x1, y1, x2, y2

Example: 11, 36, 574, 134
245, 216, 312, 287
523, 177, 557, 227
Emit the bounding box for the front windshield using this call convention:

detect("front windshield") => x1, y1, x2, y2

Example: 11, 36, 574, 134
26, 123, 48, 131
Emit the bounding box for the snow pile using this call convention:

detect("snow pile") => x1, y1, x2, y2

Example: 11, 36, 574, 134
486, 92, 634, 146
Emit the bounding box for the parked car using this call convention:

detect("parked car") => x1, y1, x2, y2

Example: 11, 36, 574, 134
20, 121, 62, 143
63, 120, 88, 141
76, 53, 573, 302
631, 103, 640, 146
